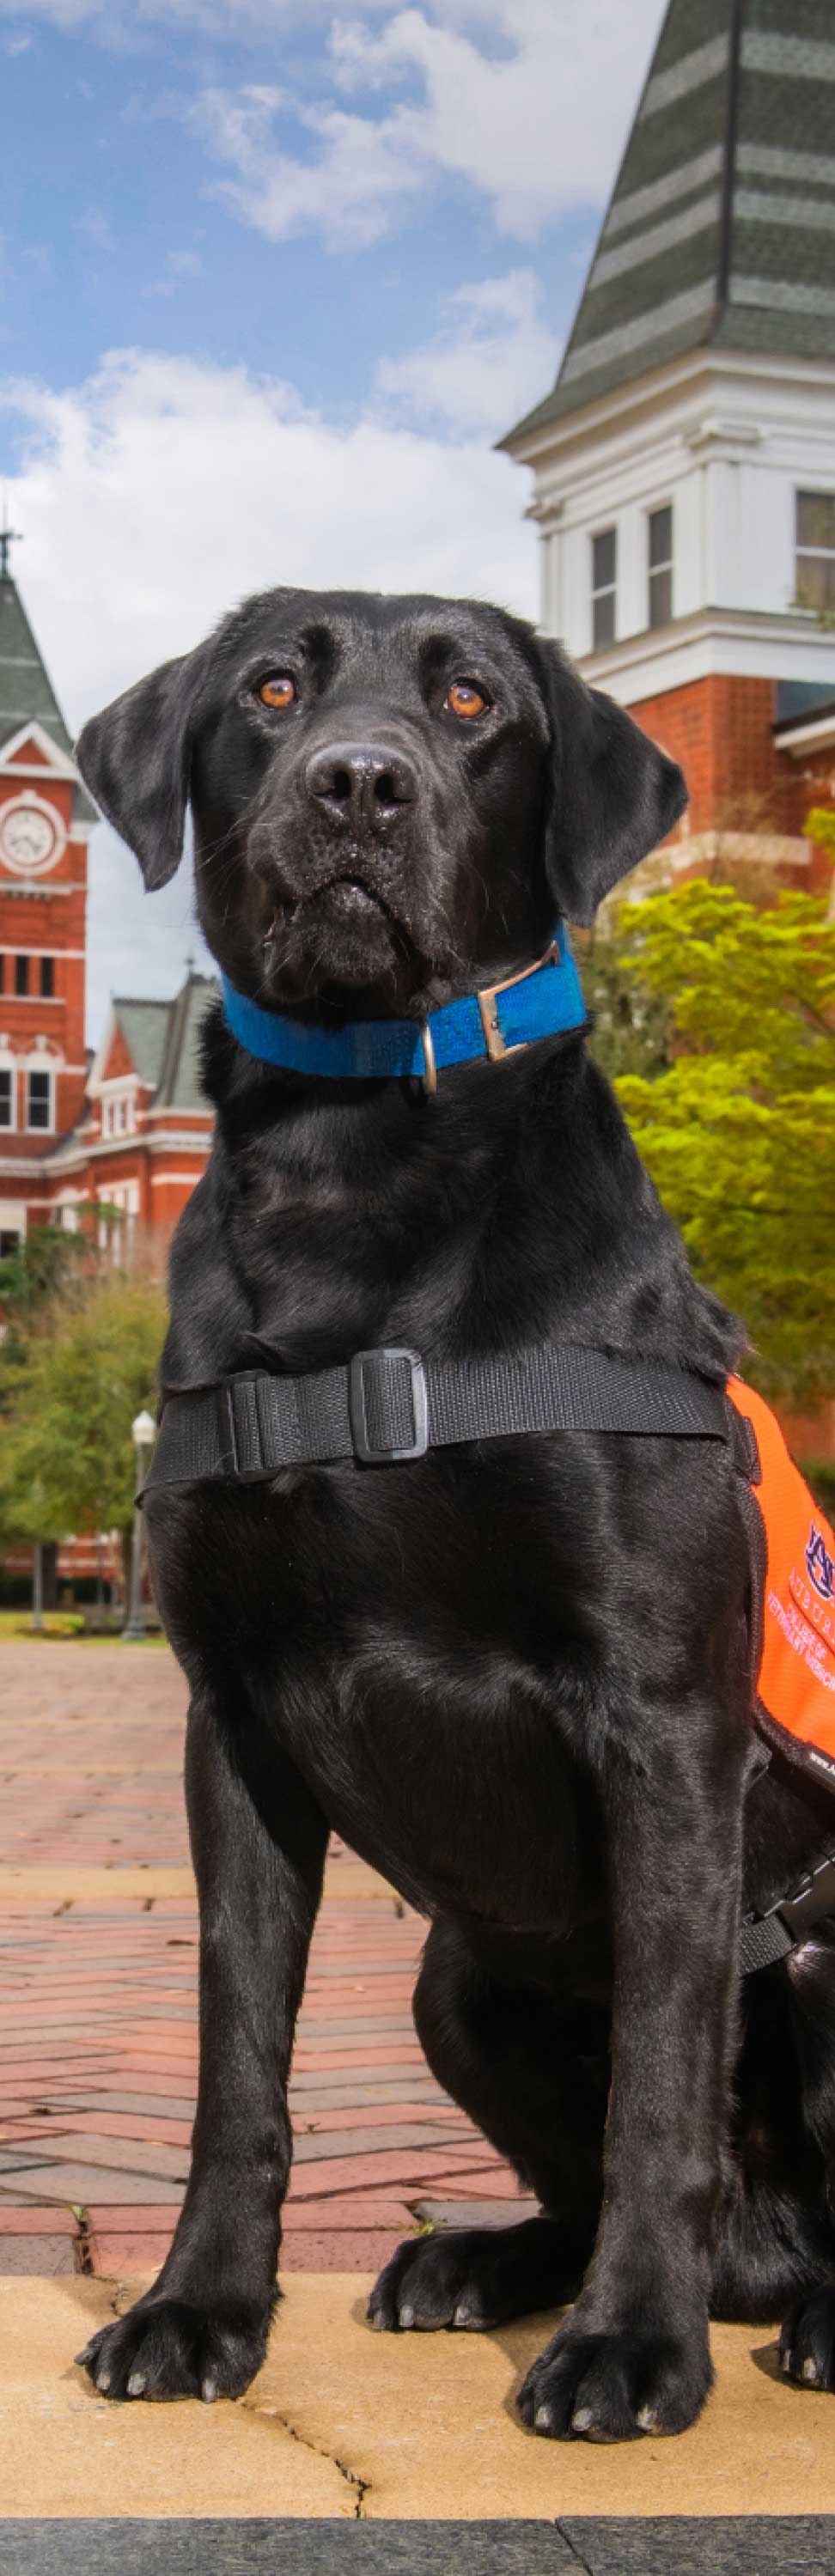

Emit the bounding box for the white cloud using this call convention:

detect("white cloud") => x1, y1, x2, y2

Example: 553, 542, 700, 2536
192, 82, 419, 252
0, 0, 396, 30
142, 246, 204, 297
192, 2, 663, 251
1, 1, 664, 242
375, 268, 560, 435
0, 347, 537, 1034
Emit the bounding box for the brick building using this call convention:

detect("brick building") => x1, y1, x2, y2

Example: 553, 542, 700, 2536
0, 547, 213, 1257
503, 0, 835, 887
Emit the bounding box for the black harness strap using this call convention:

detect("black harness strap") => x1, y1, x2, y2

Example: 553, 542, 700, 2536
740, 1856, 835, 1976
141, 1337, 835, 1978
143, 1342, 731, 1495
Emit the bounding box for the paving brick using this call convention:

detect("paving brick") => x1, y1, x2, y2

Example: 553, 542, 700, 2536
0, 2208, 77, 2234
0, 2234, 76, 2275
0, 1644, 510, 2265
280, 2231, 400, 2272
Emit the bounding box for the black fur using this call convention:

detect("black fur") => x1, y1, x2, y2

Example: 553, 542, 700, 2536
73, 588, 835, 2435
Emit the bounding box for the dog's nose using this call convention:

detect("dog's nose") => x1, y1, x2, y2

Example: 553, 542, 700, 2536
304, 741, 418, 834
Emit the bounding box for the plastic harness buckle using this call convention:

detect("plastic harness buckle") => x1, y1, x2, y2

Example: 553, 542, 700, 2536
348, 1348, 430, 1464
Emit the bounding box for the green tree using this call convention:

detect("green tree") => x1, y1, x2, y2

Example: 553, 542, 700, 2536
613, 880, 835, 1410
577, 915, 673, 1083
806, 807, 835, 923
0, 1272, 167, 1575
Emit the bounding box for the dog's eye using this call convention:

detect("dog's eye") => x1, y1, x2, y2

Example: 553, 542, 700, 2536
258, 674, 297, 709
445, 681, 488, 721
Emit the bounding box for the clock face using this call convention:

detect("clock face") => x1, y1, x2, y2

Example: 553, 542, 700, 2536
0, 801, 62, 874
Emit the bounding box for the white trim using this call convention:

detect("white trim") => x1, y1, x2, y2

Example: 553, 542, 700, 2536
0, 946, 82, 959
774, 710, 835, 754
0, 880, 87, 898
503, 347, 835, 466
0, 720, 80, 782
141, 1105, 210, 1124
149, 1169, 205, 1188
570, 604, 835, 706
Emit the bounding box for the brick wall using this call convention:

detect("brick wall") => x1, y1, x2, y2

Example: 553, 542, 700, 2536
628, 672, 827, 857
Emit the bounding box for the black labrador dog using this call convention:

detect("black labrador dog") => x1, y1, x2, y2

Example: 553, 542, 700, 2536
74, 588, 835, 2439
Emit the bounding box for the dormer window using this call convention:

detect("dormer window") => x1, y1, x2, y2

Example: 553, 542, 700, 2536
795, 491, 835, 613
648, 505, 673, 630
591, 528, 617, 650
101, 1085, 137, 1138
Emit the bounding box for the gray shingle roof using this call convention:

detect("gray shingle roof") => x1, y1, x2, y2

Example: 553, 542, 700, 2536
112, 976, 216, 1113
0, 573, 97, 824
503, 0, 835, 441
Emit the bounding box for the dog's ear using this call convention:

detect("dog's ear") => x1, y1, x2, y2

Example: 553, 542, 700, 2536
76, 652, 202, 891
534, 640, 687, 925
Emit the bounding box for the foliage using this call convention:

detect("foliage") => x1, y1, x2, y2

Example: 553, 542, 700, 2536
806, 807, 835, 925
613, 881, 835, 1409
0, 1224, 88, 1349
806, 807, 835, 865
576, 916, 673, 1083
0, 1272, 167, 1548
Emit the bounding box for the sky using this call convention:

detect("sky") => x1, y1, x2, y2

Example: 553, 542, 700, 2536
0, 0, 665, 1036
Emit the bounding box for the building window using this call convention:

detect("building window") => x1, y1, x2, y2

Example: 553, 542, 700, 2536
14, 956, 28, 997
27, 1068, 52, 1131
40, 956, 54, 999
648, 505, 673, 630
0, 1230, 21, 1260
0, 1069, 13, 1130
795, 490, 835, 613
591, 528, 617, 650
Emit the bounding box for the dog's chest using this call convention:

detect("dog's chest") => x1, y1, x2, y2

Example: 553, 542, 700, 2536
153, 1447, 606, 1928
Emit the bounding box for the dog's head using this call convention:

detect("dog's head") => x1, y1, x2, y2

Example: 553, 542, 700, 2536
76, 588, 686, 1018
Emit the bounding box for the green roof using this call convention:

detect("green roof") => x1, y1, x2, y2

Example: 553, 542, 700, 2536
503, 0, 835, 441
0, 573, 97, 825
112, 977, 216, 1112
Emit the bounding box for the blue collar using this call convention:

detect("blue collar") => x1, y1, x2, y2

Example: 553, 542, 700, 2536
221, 928, 587, 1087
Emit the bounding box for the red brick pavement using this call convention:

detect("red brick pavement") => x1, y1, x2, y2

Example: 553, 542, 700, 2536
0, 1644, 516, 2276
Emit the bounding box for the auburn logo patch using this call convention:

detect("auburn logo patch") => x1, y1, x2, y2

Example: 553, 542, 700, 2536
807, 1524, 835, 1605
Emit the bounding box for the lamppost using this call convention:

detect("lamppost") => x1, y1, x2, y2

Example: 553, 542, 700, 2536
121, 1409, 156, 1642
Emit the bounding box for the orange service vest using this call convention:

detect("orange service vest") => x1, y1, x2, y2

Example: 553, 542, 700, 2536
730, 1379, 835, 1781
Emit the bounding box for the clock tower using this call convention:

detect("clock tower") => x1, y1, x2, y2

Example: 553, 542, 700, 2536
0, 544, 95, 1242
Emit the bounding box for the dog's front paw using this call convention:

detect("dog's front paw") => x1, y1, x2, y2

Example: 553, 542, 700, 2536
781, 2290, 835, 2391
75, 2291, 275, 2402
369, 2218, 575, 2335
518, 2312, 712, 2443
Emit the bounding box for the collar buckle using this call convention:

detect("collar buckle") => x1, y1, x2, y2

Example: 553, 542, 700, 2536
476, 937, 560, 1062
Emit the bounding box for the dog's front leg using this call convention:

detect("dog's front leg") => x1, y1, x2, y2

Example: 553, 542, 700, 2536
76, 1686, 327, 2402
519, 1706, 744, 2443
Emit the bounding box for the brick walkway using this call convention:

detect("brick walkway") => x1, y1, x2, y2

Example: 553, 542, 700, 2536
0, 1643, 515, 2281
